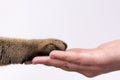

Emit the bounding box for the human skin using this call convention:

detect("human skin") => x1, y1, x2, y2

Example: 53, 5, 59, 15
32, 40, 120, 77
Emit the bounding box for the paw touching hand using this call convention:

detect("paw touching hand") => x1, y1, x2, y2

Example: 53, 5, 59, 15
0, 37, 67, 65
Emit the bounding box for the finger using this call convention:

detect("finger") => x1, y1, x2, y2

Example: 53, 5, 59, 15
32, 56, 53, 65
32, 56, 69, 67
50, 50, 96, 65
50, 50, 82, 64
32, 56, 81, 71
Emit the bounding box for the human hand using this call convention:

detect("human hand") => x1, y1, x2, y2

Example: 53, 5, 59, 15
32, 40, 120, 77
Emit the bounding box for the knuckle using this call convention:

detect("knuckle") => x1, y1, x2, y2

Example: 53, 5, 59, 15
61, 62, 70, 69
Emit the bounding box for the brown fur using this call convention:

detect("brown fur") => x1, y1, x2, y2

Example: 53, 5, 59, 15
0, 37, 67, 65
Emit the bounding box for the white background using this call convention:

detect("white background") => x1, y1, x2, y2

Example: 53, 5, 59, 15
0, 0, 120, 80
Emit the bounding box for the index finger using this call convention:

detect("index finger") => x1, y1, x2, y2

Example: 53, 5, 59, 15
50, 50, 82, 64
